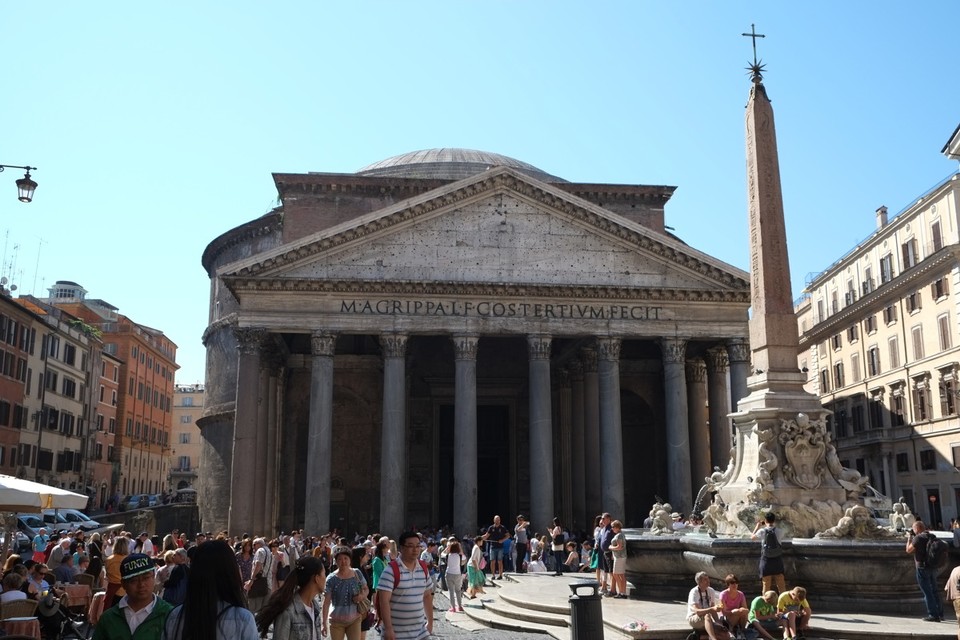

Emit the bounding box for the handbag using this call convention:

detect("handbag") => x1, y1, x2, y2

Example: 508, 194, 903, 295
357, 595, 372, 616
249, 575, 269, 598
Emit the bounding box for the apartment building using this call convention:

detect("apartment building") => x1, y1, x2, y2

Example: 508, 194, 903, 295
16, 297, 94, 491
798, 133, 960, 526
41, 281, 178, 498
169, 383, 202, 490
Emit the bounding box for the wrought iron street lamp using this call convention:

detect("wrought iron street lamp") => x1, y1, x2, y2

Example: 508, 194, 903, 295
0, 164, 37, 202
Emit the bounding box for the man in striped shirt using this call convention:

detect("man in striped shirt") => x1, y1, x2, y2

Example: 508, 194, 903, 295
378, 531, 434, 640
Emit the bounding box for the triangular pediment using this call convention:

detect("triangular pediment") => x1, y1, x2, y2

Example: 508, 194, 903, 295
220, 167, 748, 297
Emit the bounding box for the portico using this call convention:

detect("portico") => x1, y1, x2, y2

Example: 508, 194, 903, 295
200, 152, 751, 536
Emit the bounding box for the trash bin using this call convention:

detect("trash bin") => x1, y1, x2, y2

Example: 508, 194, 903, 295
569, 581, 603, 640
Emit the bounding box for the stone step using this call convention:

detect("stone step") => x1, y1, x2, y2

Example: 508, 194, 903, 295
459, 594, 570, 637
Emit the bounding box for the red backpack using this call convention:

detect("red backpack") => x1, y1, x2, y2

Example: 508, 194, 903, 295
388, 558, 430, 586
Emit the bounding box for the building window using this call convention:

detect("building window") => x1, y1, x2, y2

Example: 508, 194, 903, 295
819, 369, 831, 393
179, 432, 191, 444
932, 221, 943, 252
939, 314, 952, 351
847, 325, 859, 343
833, 362, 845, 389
867, 346, 881, 377
880, 254, 895, 283
919, 449, 936, 471
182, 397, 194, 407
834, 405, 848, 438
891, 392, 906, 426
865, 314, 877, 333
932, 277, 949, 300
863, 266, 874, 295
906, 291, 922, 313
883, 304, 898, 324
913, 375, 931, 422
912, 326, 925, 361
896, 452, 910, 472
831, 334, 842, 350
850, 353, 861, 383
888, 336, 900, 369
816, 299, 825, 323
901, 238, 919, 269
108, 418, 115, 434
869, 396, 884, 429
851, 402, 865, 433
179, 415, 192, 424
939, 374, 957, 417
62, 343, 76, 366
845, 281, 857, 306
830, 291, 839, 315
61, 378, 76, 399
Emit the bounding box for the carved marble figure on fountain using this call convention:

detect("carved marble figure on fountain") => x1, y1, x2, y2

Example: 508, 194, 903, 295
753, 422, 777, 504
823, 428, 870, 500
815, 505, 900, 540
889, 500, 916, 532
650, 507, 674, 536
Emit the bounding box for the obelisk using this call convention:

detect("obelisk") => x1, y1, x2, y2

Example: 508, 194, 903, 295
715, 37, 848, 522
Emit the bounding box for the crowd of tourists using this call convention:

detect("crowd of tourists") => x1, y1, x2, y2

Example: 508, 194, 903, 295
11, 507, 960, 640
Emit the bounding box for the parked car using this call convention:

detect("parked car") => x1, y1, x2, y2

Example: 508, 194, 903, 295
17, 513, 61, 542
43, 509, 100, 532
121, 494, 150, 511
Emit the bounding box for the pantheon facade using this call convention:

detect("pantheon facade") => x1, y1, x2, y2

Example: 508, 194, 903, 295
199, 149, 751, 538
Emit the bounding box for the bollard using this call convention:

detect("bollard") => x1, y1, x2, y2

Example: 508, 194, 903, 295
569, 581, 604, 640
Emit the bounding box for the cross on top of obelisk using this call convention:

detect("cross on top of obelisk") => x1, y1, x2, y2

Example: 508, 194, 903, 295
741, 23, 766, 83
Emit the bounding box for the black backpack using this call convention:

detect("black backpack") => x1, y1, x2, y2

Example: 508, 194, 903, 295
925, 535, 948, 569
762, 527, 783, 558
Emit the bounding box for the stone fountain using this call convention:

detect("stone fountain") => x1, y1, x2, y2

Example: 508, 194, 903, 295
623, 53, 935, 614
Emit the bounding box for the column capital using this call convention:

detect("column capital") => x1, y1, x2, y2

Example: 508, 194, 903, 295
596, 337, 622, 362
528, 335, 552, 360
380, 333, 408, 358
568, 359, 584, 381
685, 359, 707, 384
727, 338, 751, 364
580, 347, 598, 373
660, 337, 688, 364
234, 327, 267, 355
706, 347, 729, 373
452, 334, 479, 361
310, 331, 337, 357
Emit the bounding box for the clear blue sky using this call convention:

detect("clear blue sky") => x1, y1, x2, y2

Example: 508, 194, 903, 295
1, 2, 957, 383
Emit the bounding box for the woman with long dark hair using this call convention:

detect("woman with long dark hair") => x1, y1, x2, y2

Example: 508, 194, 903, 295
162, 540, 258, 640
87, 532, 104, 588
255, 556, 325, 640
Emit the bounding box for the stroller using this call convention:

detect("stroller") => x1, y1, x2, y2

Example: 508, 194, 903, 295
36, 593, 93, 640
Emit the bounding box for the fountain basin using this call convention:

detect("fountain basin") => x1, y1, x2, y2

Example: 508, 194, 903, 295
625, 530, 936, 614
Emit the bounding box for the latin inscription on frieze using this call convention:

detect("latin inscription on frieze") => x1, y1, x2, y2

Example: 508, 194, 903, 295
339, 299, 664, 320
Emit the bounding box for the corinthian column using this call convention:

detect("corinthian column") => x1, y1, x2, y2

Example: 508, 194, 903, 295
569, 360, 586, 530
230, 327, 265, 535
597, 337, 624, 518
686, 359, 709, 499
380, 333, 408, 536
661, 337, 691, 514
706, 347, 732, 469
452, 335, 479, 538
581, 348, 600, 517
528, 335, 553, 535
305, 332, 336, 536
727, 338, 750, 412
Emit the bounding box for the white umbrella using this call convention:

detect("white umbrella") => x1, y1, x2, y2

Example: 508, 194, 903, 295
0, 474, 87, 512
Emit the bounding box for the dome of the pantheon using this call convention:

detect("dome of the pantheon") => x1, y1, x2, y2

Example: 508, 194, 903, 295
356, 148, 566, 183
